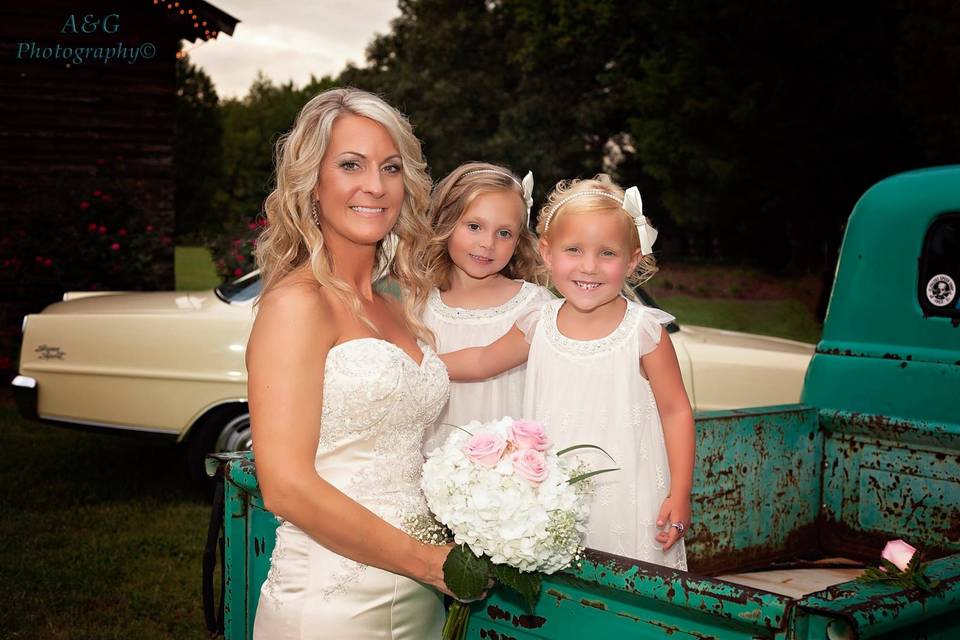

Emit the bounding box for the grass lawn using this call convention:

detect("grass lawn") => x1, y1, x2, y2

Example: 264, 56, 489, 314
658, 295, 822, 344
174, 246, 220, 291
0, 393, 212, 639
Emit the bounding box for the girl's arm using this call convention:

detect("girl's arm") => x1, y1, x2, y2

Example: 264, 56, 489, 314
440, 325, 530, 381
247, 282, 453, 595
643, 328, 696, 551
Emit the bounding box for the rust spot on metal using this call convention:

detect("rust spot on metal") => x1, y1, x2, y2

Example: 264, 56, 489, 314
690, 522, 820, 575
580, 598, 607, 610
645, 618, 720, 639
882, 352, 902, 360
479, 630, 517, 640
545, 588, 569, 606
486, 605, 510, 622
615, 610, 643, 622
899, 361, 908, 368
513, 614, 546, 629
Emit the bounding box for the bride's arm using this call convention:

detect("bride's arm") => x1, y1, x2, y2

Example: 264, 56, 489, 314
247, 282, 452, 595
440, 325, 530, 381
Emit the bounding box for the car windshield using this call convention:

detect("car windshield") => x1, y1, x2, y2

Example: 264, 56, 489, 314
216, 271, 262, 304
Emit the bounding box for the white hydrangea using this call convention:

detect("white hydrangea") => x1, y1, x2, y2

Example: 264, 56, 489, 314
421, 418, 590, 574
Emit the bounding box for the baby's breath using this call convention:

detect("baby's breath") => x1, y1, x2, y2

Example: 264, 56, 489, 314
402, 513, 453, 545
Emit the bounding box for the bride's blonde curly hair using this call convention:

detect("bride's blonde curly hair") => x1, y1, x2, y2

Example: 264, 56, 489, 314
255, 87, 435, 343
537, 174, 658, 301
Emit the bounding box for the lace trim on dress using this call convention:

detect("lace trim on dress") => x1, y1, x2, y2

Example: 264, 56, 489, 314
542, 299, 639, 357
542, 299, 675, 358
427, 281, 538, 320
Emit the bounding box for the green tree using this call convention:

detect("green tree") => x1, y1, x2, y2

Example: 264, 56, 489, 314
175, 51, 223, 240
213, 73, 338, 233
339, 0, 520, 178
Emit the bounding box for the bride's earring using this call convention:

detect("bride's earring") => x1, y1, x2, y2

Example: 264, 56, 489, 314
311, 201, 321, 227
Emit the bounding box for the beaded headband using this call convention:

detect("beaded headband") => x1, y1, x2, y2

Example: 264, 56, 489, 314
460, 169, 534, 228
542, 186, 658, 256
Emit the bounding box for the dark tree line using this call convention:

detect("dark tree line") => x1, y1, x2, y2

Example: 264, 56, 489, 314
177, 0, 960, 273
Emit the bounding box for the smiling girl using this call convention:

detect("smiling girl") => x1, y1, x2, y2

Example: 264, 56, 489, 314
420, 163, 553, 452
441, 175, 695, 568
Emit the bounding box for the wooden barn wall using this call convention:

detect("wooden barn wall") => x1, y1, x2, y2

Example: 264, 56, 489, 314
0, 0, 192, 324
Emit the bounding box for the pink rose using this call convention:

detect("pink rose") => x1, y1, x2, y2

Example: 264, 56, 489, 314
511, 449, 548, 485
508, 419, 551, 451
464, 432, 507, 467
881, 539, 917, 572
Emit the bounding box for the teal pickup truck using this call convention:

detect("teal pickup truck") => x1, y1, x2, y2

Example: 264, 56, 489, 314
205, 166, 960, 639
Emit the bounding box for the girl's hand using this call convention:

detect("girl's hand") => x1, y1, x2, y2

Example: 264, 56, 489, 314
655, 493, 691, 551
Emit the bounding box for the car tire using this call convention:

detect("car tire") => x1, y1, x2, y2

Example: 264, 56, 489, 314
186, 405, 252, 491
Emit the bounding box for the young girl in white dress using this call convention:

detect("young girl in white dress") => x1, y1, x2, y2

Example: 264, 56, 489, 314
420, 162, 553, 452
442, 176, 694, 569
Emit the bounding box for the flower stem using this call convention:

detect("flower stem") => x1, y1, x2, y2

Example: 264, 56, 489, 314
442, 601, 471, 640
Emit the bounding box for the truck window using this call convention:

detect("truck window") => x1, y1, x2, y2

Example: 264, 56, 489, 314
918, 212, 960, 318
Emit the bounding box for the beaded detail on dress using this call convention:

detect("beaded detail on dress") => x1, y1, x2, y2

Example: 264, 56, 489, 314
541, 299, 640, 358
427, 281, 539, 321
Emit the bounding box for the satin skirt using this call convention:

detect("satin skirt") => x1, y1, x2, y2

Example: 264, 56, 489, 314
253, 524, 444, 639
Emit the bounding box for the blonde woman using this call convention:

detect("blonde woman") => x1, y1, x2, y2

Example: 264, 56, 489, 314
247, 88, 452, 638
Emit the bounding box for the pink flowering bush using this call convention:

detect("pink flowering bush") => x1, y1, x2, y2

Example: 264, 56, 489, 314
1, 172, 172, 298
206, 217, 267, 281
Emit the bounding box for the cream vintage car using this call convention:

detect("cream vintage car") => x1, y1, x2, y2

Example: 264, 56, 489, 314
12, 272, 814, 481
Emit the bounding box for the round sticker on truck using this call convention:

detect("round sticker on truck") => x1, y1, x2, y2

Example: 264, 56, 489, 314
926, 274, 956, 307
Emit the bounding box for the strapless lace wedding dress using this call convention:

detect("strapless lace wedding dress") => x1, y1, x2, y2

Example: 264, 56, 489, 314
253, 338, 449, 639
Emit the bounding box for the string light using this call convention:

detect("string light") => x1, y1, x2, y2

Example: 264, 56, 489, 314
149, 0, 224, 43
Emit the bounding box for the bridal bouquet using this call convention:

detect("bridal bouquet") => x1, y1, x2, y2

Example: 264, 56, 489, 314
417, 417, 611, 639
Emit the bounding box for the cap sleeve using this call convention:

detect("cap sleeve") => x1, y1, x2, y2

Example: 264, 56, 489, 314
514, 285, 556, 344
637, 305, 676, 356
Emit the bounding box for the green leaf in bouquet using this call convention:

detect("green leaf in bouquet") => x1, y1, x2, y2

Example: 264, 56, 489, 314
906, 549, 923, 573
556, 443, 616, 463
443, 544, 492, 601
491, 563, 542, 611
568, 467, 620, 485
855, 567, 888, 583
879, 558, 903, 575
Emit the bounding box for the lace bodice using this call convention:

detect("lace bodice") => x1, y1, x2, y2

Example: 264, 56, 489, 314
316, 338, 449, 520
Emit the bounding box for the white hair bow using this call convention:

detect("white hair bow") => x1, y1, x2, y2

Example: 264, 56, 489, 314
622, 187, 657, 256
521, 171, 534, 228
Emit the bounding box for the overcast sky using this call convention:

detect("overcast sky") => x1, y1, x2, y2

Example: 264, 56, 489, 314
186, 0, 401, 99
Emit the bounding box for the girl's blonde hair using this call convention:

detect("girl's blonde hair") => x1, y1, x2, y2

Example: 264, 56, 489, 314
537, 174, 658, 300
255, 87, 434, 343
422, 162, 544, 291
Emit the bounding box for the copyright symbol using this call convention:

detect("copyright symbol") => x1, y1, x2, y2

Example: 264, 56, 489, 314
140, 42, 156, 59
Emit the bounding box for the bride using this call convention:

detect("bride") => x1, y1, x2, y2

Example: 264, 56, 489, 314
247, 88, 452, 638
